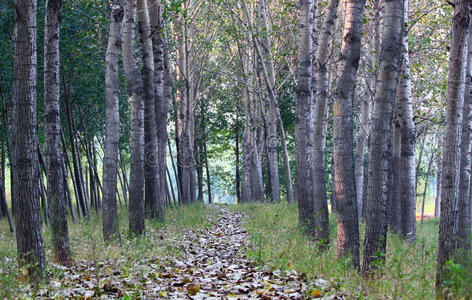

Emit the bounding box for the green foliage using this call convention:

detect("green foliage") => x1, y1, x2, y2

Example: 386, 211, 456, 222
234, 203, 471, 299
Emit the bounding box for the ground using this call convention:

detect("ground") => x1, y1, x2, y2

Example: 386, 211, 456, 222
0, 205, 340, 299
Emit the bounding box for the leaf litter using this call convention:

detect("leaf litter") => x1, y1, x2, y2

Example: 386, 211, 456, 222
16, 206, 344, 299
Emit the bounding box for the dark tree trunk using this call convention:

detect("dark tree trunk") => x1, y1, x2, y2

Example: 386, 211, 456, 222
12, 0, 46, 280
332, 0, 366, 268
102, 1, 124, 242
436, 0, 470, 289
122, 0, 145, 236
44, 0, 72, 265
362, 0, 404, 273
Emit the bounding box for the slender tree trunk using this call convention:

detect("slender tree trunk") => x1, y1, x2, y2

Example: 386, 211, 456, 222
356, 0, 380, 219
435, 160, 441, 218
62, 157, 76, 223
397, 0, 417, 241
312, 0, 338, 245
44, 0, 71, 265
62, 75, 88, 218
296, 0, 316, 237
332, 0, 366, 268
12, 0, 46, 280
390, 118, 402, 233
457, 27, 472, 250
138, 0, 162, 219
362, 0, 404, 273
123, 0, 145, 235
235, 121, 241, 202
102, 1, 124, 242
436, 0, 470, 289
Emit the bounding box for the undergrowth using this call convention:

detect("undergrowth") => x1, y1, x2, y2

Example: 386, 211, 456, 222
0, 202, 217, 298
235, 202, 472, 299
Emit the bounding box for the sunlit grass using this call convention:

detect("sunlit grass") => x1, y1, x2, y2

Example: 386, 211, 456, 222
235, 202, 471, 299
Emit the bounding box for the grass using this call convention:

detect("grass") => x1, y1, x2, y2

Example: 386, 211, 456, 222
0, 202, 217, 298
234, 202, 472, 299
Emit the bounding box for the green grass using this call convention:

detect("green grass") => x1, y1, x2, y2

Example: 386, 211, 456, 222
234, 203, 472, 299
0, 202, 217, 298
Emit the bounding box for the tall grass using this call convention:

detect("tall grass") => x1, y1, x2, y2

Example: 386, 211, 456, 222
235, 203, 471, 299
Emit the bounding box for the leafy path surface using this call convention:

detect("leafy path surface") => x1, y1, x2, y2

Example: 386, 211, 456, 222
30, 206, 340, 299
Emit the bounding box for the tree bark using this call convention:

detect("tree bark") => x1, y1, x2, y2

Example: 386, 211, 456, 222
138, 0, 162, 219
44, 0, 72, 265
362, 0, 404, 273
296, 0, 316, 237
123, 0, 145, 236
148, 0, 168, 212
457, 26, 472, 250
312, 0, 338, 245
12, 0, 46, 280
397, 0, 417, 241
332, 0, 365, 269
102, 1, 124, 242
436, 0, 470, 289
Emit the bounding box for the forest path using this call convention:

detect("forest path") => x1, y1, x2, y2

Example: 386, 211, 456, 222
159, 205, 314, 299
31, 206, 340, 299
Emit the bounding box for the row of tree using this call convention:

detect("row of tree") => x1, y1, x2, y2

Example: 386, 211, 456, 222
2, 0, 471, 293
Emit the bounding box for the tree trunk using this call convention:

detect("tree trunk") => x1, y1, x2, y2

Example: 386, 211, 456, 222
296, 0, 316, 237
102, 1, 124, 242
123, 0, 145, 236
389, 119, 402, 233
356, 0, 380, 219
434, 160, 441, 218
138, 0, 162, 219
457, 26, 472, 250
62, 74, 88, 218
12, 0, 46, 280
362, 0, 404, 273
148, 0, 167, 211
44, 0, 72, 265
235, 121, 241, 202
332, 0, 366, 268
397, 0, 417, 241
312, 0, 338, 245
436, 0, 470, 289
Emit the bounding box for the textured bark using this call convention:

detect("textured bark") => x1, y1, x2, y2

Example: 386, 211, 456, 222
332, 0, 365, 268
44, 0, 72, 265
175, 9, 196, 205
257, 0, 280, 202
436, 0, 470, 289
457, 28, 472, 250
148, 0, 167, 212
355, 0, 379, 220
102, 1, 124, 242
123, 0, 145, 236
12, 0, 46, 280
138, 0, 162, 218
389, 118, 402, 233
362, 0, 404, 273
312, 0, 338, 245
397, 0, 417, 241
296, 0, 316, 236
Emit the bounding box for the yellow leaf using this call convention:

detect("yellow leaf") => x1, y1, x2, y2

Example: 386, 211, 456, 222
187, 283, 200, 296
311, 289, 322, 298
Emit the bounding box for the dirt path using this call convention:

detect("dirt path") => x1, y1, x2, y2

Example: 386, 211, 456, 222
158, 206, 313, 299
31, 206, 339, 299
